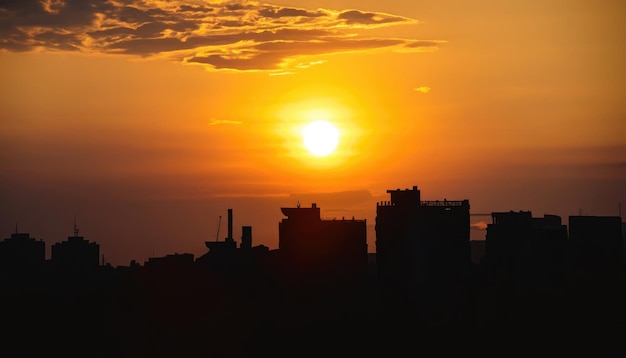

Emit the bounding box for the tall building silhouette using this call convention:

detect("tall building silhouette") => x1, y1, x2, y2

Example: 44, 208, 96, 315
51, 221, 100, 271
485, 211, 567, 284
375, 186, 470, 288
278, 203, 367, 281
240, 226, 252, 250
0, 230, 45, 272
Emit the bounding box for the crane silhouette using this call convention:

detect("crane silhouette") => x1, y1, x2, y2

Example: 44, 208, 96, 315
215, 215, 221, 242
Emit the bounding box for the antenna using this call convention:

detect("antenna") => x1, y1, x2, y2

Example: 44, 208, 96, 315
216, 215, 222, 242
73, 214, 79, 236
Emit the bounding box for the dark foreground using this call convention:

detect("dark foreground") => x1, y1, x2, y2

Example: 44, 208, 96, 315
1, 262, 625, 358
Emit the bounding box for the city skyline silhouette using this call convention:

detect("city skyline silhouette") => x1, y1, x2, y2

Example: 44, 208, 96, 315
1, 184, 624, 357
4, 189, 624, 267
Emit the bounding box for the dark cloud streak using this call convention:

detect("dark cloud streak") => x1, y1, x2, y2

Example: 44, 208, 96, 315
259, 7, 325, 19
338, 9, 410, 26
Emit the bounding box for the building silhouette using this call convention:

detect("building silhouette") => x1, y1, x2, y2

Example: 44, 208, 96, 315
470, 240, 486, 264
569, 215, 623, 268
204, 208, 237, 253
196, 208, 270, 274
485, 211, 568, 284
51, 221, 100, 271
622, 222, 626, 256
145, 252, 195, 270
240, 225, 252, 250
375, 186, 470, 289
278, 203, 367, 282
0, 230, 45, 272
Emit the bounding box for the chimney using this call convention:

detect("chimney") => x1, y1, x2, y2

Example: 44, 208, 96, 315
241, 226, 252, 249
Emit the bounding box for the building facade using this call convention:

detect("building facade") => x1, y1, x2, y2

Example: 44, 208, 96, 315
0, 232, 45, 272
278, 203, 367, 281
486, 211, 568, 284
569, 215, 623, 267
51, 228, 100, 271
376, 186, 470, 288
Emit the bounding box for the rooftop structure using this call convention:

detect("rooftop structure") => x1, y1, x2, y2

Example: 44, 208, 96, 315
0, 231, 45, 271
51, 220, 100, 271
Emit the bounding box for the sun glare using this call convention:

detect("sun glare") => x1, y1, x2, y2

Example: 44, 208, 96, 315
302, 120, 339, 156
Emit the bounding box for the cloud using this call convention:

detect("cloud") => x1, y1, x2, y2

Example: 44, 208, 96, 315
208, 119, 242, 126
413, 86, 431, 93
268, 71, 295, 76
259, 7, 325, 19
337, 9, 412, 27
0, 0, 441, 71
186, 37, 425, 70
470, 221, 488, 230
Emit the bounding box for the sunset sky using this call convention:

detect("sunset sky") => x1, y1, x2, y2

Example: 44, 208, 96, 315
1, 0, 625, 266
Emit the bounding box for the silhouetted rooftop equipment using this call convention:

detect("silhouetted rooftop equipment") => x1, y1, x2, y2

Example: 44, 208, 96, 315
215, 215, 221, 242
377, 200, 468, 207
73, 215, 79, 237
228, 208, 233, 242
205, 208, 236, 251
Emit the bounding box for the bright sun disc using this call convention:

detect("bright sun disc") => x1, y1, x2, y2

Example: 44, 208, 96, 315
302, 120, 339, 156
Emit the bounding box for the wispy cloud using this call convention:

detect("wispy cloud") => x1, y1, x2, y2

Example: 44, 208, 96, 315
0, 0, 442, 71
470, 221, 488, 230
208, 119, 242, 126
413, 86, 431, 93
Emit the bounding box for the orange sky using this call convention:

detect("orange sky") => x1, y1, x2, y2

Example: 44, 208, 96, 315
1, 0, 625, 265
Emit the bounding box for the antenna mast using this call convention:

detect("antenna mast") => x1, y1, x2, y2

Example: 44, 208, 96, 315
73, 215, 79, 236
216, 215, 221, 241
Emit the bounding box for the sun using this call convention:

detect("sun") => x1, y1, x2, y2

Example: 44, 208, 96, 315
302, 120, 339, 156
